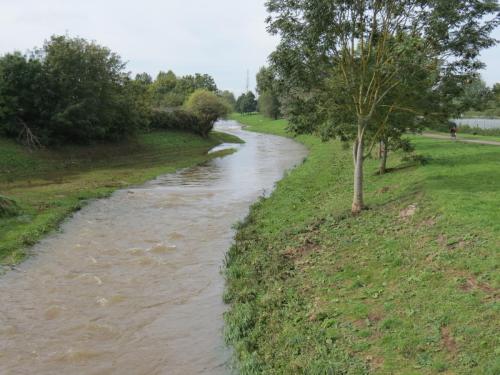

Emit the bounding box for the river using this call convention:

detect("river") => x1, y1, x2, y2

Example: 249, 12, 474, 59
0, 120, 307, 375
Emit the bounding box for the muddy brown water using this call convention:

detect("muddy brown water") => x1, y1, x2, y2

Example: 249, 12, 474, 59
0, 121, 307, 375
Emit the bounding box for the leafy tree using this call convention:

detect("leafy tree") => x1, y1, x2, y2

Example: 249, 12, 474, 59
193, 73, 218, 92
236, 91, 258, 114
493, 83, 500, 100
150, 71, 218, 108
256, 66, 281, 119
0, 35, 149, 145
267, 0, 499, 213
219, 90, 237, 111
455, 78, 493, 112
258, 91, 281, 120
42, 35, 146, 143
185, 89, 229, 137
0, 52, 45, 147
135, 72, 153, 85
150, 70, 179, 107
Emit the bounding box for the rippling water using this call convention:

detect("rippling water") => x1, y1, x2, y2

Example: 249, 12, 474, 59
0, 120, 307, 375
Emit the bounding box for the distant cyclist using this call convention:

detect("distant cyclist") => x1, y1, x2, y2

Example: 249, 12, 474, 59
450, 124, 458, 139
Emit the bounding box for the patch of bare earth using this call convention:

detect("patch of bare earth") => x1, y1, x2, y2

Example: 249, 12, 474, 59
441, 326, 458, 356
365, 354, 384, 371
281, 239, 319, 261
399, 204, 417, 220
437, 234, 468, 250
377, 186, 391, 194
460, 276, 495, 294
420, 217, 437, 228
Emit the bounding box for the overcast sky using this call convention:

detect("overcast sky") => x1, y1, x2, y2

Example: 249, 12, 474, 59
1, 0, 499, 95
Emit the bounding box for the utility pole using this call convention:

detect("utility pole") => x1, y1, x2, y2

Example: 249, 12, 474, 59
246, 69, 249, 93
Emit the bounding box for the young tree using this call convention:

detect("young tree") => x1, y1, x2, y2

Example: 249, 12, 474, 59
258, 91, 281, 119
185, 89, 229, 137
267, 0, 499, 213
256, 66, 281, 119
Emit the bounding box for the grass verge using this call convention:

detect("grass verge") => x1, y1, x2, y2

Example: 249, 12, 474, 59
0, 130, 242, 266
425, 130, 500, 143
225, 114, 499, 374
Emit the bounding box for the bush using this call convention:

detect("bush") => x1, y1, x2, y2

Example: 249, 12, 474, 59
185, 90, 230, 137
149, 109, 200, 132
0, 195, 19, 218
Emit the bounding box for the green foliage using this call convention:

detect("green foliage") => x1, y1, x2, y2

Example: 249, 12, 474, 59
256, 67, 281, 119
226, 113, 500, 374
463, 81, 500, 117
266, 0, 499, 211
150, 109, 200, 132
0, 52, 45, 146
150, 70, 218, 108
456, 125, 500, 137
219, 90, 237, 111
0, 195, 19, 218
257, 91, 281, 120
135, 72, 153, 85
235, 91, 258, 114
0, 35, 149, 146
185, 90, 230, 137
455, 78, 493, 112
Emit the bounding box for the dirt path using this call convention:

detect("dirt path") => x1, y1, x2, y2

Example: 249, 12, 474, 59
422, 132, 500, 146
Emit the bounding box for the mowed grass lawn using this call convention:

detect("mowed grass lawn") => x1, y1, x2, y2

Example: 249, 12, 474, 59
0, 130, 242, 266
225, 114, 499, 374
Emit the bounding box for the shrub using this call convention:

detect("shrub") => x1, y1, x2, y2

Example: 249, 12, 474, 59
0, 195, 19, 218
149, 109, 200, 132
185, 90, 230, 137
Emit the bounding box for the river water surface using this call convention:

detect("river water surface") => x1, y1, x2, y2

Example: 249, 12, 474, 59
0, 121, 307, 375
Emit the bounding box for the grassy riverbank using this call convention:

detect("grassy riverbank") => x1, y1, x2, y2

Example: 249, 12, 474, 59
225, 114, 499, 374
0, 130, 242, 266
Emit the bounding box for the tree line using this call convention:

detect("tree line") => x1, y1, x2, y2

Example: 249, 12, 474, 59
259, 0, 499, 214
0, 35, 231, 147
232, 69, 281, 117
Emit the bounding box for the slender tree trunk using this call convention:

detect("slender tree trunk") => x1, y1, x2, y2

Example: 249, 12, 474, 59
352, 132, 365, 214
379, 139, 388, 175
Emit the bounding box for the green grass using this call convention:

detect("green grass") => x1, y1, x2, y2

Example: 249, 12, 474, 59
225, 114, 499, 374
0, 130, 243, 265
229, 113, 289, 137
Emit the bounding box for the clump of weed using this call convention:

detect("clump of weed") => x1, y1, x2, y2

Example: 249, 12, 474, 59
402, 153, 431, 165
0, 195, 20, 218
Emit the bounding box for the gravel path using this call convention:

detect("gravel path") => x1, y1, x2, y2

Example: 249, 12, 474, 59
422, 132, 500, 146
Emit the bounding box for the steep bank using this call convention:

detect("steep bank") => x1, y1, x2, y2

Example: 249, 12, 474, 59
225, 114, 499, 374
0, 130, 242, 266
